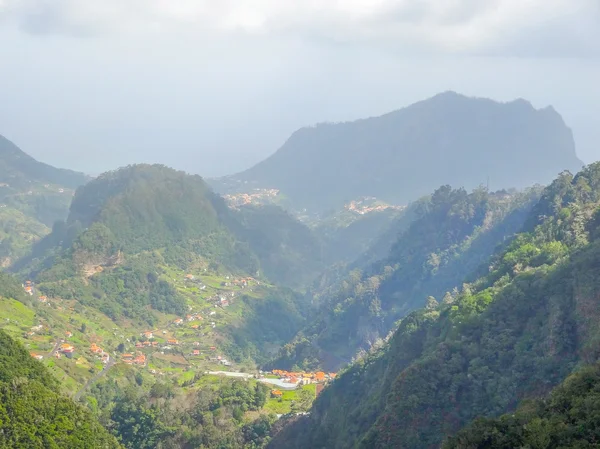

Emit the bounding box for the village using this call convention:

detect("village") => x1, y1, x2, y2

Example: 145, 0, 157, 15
17, 272, 269, 387
344, 197, 405, 215
223, 188, 280, 208
8, 271, 335, 417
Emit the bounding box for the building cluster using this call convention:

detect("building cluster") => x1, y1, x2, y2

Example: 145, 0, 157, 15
173, 311, 203, 325
22, 280, 34, 296
26, 324, 44, 337
345, 198, 405, 215
223, 189, 280, 208
90, 343, 110, 364
269, 370, 337, 385
122, 352, 146, 366
60, 343, 75, 358
135, 340, 159, 348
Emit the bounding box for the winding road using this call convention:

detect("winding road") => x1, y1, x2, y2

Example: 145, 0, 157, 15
74, 357, 116, 401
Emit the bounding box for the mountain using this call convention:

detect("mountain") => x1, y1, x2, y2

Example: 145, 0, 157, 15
22, 164, 324, 288
214, 92, 582, 212
268, 185, 540, 372
268, 163, 600, 449
0, 269, 312, 449
9, 164, 326, 374
0, 206, 50, 268
0, 133, 89, 225
0, 325, 121, 448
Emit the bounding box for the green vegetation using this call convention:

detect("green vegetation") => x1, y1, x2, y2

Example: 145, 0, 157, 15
314, 206, 402, 265
269, 186, 540, 371
263, 384, 316, 415
233, 205, 325, 287
0, 206, 49, 267
6, 136, 600, 449
0, 329, 121, 448
0, 134, 88, 225
267, 163, 600, 449
445, 363, 600, 448
86, 373, 280, 449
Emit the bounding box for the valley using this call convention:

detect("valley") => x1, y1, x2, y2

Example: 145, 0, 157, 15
2, 93, 600, 449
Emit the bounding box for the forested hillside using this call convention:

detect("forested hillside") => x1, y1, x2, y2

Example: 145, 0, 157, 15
444, 363, 600, 448
22, 164, 323, 290
2, 165, 326, 398
268, 164, 600, 449
4, 122, 600, 449
269, 186, 540, 372
0, 206, 50, 268
0, 328, 121, 448
216, 92, 582, 211
0, 134, 89, 225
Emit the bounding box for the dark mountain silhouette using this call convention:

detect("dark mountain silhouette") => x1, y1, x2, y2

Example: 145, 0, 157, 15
216, 92, 582, 212
0, 134, 88, 189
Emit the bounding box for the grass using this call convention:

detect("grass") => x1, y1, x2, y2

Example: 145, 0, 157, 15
0, 297, 36, 330
177, 369, 196, 386
263, 384, 317, 415
1, 263, 285, 398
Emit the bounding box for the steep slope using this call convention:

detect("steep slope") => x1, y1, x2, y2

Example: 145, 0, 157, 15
444, 363, 600, 448
269, 186, 540, 372
268, 164, 600, 449
0, 134, 88, 188
22, 164, 323, 289
0, 133, 89, 225
8, 165, 323, 381
0, 206, 50, 267
216, 92, 582, 212
314, 205, 403, 266
0, 271, 309, 449
0, 327, 121, 448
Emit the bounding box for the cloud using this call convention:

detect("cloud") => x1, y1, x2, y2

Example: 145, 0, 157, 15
0, 0, 599, 56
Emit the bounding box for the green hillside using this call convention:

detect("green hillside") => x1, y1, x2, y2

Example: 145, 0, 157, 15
1, 268, 313, 449
0, 327, 121, 448
0, 206, 50, 268
268, 186, 540, 372
0, 134, 89, 225
445, 363, 600, 448
1, 165, 325, 397
267, 164, 600, 449
23, 164, 323, 289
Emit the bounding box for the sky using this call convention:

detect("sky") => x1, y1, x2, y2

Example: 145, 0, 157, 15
0, 0, 599, 177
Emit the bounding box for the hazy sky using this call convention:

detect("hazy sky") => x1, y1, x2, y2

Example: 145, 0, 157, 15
0, 0, 599, 177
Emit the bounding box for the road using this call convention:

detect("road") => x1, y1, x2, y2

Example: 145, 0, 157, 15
207, 371, 300, 390
46, 339, 62, 358
74, 357, 116, 401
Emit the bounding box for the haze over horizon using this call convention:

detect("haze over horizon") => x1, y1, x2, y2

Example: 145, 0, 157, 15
1, 0, 599, 177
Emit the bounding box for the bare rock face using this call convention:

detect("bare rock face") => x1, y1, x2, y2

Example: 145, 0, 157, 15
80, 250, 124, 278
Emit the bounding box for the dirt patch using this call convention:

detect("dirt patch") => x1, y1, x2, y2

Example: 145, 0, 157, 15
153, 352, 190, 366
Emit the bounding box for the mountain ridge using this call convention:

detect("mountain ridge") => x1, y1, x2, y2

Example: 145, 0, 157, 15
0, 134, 89, 189
268, 162, 600, 449
214, 92, 582, 212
